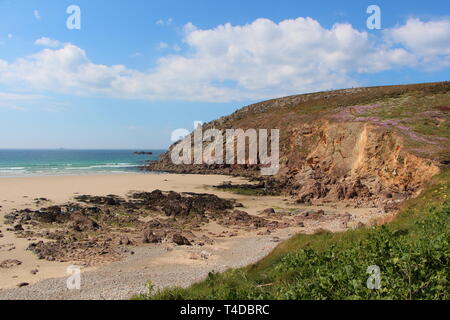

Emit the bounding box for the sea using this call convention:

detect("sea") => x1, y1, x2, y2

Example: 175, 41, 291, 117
0, 149, 166, 178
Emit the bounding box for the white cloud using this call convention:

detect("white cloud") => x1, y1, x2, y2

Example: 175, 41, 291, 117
0, 102, 26, 111
35, 37, 62, 48
0, 44, 128, 96
34, 10, 41, 20
0, 92, 46, 111
156, 18, 173, 26
0, 17, 449, 103
0, 92, 45, 100
385, 18, 450, 69
158, 42, 169, 49
0, 92, 67, 112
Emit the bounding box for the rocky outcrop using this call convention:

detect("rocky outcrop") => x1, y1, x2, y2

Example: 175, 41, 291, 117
145, 82, 449, 208
4, 191, 241, 265
172, 233, 192, 246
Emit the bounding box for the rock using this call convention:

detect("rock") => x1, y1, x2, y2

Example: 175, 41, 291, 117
118, 236, 133, 246
304, 210, 325, 220
0, 259, 22, 269
146, 220, 165, 229
172, 233, 192, 246
4, 213, 17, 225
32, 206, 69, 223
17, 282, 29, 288
162, 201, 190, 217
296, 179, 327, 203
20, 213, 32, 223
230, 210, 252, 222
30, 269, 39, 275
261, 208, 276, 215
134, 151, 153, 155
253, 218, 269, 228
68, 213, 100, 232
14, 224, 24, 231
143, 230, 164, 244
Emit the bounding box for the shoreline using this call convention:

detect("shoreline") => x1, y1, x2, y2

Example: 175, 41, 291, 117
0, 170, 159, 180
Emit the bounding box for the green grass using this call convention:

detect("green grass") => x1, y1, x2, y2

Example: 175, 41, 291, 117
411, 119, 450, 140
135, 171, 449, 300
214, 187, 280, 197
358, 91, 450, 139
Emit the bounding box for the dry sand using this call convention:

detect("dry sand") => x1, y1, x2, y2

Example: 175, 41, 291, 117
0, 173, 381, 300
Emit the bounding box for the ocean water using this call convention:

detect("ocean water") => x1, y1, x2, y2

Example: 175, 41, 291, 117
0, 149, 166, 177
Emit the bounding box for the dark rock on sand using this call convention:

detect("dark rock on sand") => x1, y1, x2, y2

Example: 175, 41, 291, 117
68, 213, 100, 232
0, 259, 22, 269
17, 282, 30, 288
261, 208, 276, 215
143, 230, 165, 244
172, 233, 192, 246
14, 224, 24, 231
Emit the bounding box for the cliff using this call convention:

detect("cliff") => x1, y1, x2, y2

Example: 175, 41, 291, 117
146, 82, 450, 208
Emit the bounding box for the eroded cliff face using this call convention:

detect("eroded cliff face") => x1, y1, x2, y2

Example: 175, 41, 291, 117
280, 121, 440, 209
146, 82, 449, 209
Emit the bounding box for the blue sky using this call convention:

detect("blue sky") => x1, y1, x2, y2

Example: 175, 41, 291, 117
0, 0, 449, 149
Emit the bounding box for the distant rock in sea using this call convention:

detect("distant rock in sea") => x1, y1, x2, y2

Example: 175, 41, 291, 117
134, 151, 153, 155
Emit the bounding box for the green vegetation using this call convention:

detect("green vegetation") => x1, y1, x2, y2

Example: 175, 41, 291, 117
359, 91, 450, 139
136, 171, 449, 300
412, 118, 450, 140
216, 187, 279, 197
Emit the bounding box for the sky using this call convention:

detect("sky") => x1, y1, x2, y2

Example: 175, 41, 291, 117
0, 0, 449, 149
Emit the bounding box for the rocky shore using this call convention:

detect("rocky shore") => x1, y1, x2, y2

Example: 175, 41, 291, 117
3, 188, 367, 269
0, 172, 386, 299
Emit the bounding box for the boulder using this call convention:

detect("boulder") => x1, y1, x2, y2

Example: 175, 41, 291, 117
0, 259, 22, 269
172, 233, 192, 246
261, 208, 276, 215
143, 230, 164, 244
69, 213, 100, 232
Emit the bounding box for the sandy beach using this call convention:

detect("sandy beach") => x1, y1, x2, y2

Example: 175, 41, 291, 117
0, 173, 381, 300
